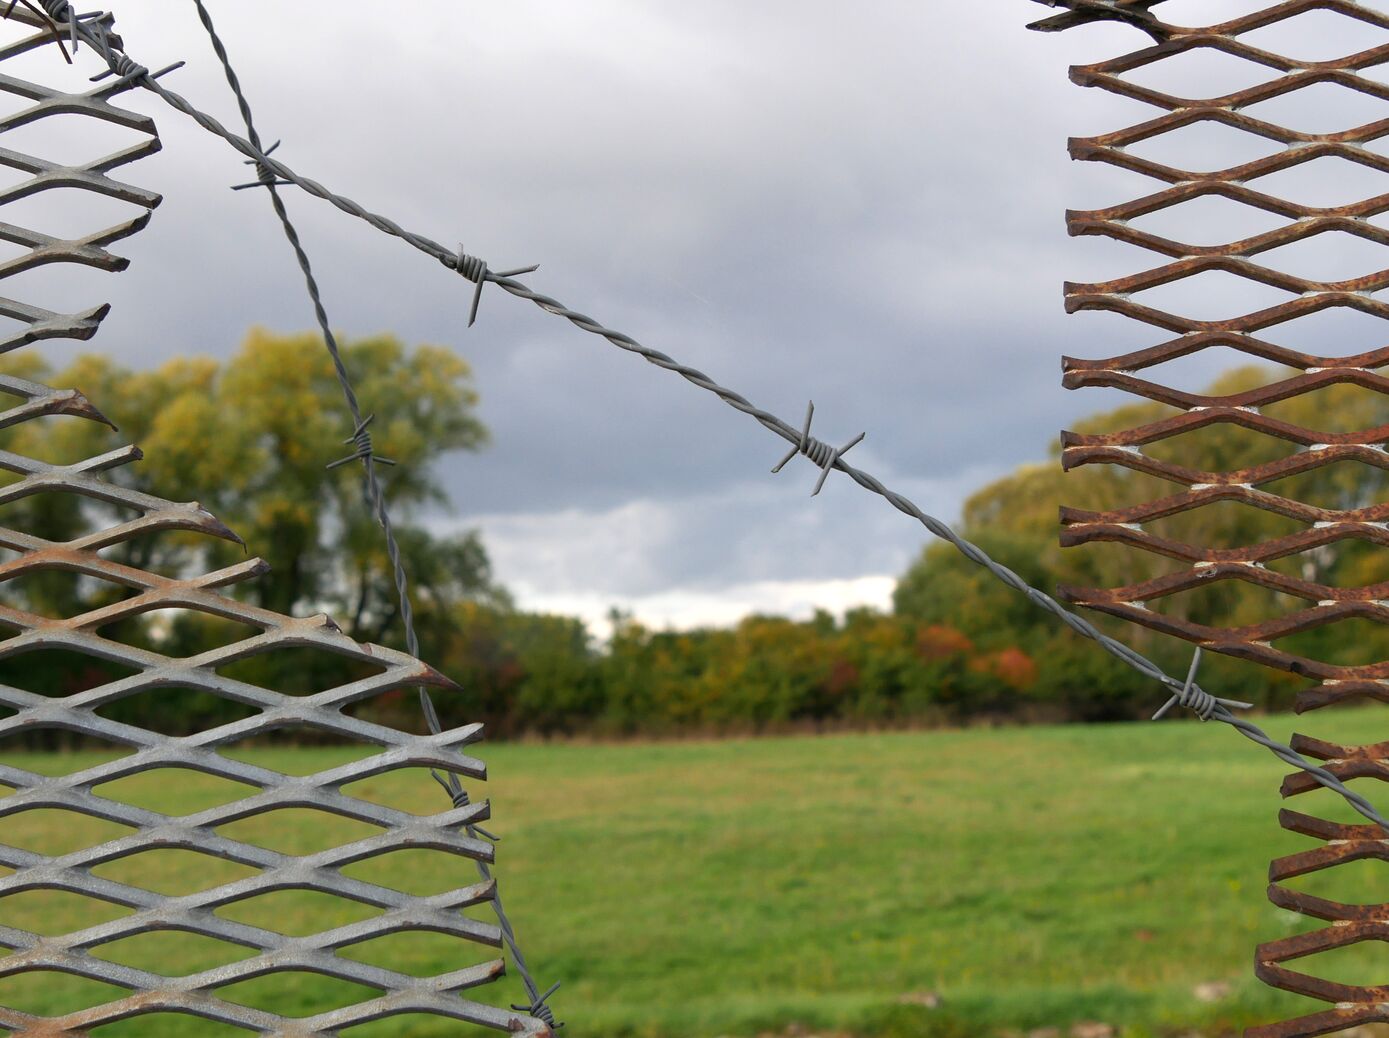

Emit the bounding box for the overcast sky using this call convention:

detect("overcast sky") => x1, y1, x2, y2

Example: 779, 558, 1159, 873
4, 1, 1382, 635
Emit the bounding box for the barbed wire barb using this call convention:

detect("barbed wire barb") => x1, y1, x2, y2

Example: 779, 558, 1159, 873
447, 247, 540, 327
1152, 647, 1254, 722
772, 400, 865, 496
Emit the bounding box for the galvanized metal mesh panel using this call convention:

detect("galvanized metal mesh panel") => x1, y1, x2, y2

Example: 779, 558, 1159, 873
1041, 2, 1389, 1033
0, 13, 548, 1036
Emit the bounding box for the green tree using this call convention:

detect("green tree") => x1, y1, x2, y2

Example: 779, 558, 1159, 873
892, 364, 1362, 717
0, 329, 503, 716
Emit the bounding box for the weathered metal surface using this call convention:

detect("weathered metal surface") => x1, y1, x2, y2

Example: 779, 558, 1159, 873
1039, 2, 1389, 1033
0, 10, 547, 1035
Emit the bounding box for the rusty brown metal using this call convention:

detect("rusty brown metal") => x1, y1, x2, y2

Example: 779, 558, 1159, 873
1039, 1, 1389, 1034
0, 8, 548, 1035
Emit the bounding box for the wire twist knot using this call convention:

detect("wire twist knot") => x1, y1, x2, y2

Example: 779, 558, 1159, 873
1152, 647, 1253, 722
428, 770, 501, 841
445, 245, 538, 328
513, 981, 563, 1029
772, 401, 864, 496
326, 413, 396, 471
230, 139, 293, 191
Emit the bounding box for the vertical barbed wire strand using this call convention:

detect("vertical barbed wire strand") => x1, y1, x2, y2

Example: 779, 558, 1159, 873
178, 0, 558, 1027
51, 0, 1389, 838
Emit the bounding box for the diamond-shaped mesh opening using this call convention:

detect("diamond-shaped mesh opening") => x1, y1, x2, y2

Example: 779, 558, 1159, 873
1262, 461, 1389, 511
0, 734, 133, 767
338, 931, 498, 978
340, 1013, 500, 1038
0, 413, 121, 466
1274, 616, 1389, 667
1126, 192, 1293, 247
340, 690, 440, 731
1237, 8, 1389, 62
0, 113, 155, 170
340, 768, 466, 816
1120, 46, 1280, 98
0, 970, 129, 1017
90, 849, 260, 896
1271, 935, 1389, 987
1279, 855, 1389, 909
1258, 231, 1389, 283
1134, 420, 1295, 468
1126, 269, 1299, 322
1123, 118, 1287, 172
1260, 381, 1389, 433
1061, 540, 1189, 581
88, 1013, 254, 1038
0, 186, 152, 244
0, 567, 137, 619
0, 888, 132, 936
1242, 81, 1388, 135
1251, 157, 1389, 210
93, 767, 257, 815
216, 738, 384, 773
3, 806, 134, 856
216, 644, 388, 696
216, 972, 384, 1018
1264, 536, 1389, 588
1154, 0, 1275, 26
96, 609, 264, 657
94, 686, 260, 737
1287, 780, 1389, 823
1263, 306, 1389, 357
1086, 351, 1287, 393
215, 808, 384, 856
90, 929, 258, 977
1143, 578, 1308, 625
341, 849, 482, 898
93, 531, 224, 578
214, 889, 384, 938
0, 646, 140, 696
1141, 500, 1307, 547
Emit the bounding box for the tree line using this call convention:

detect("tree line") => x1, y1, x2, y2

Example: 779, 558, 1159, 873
1, 338, 1369, 743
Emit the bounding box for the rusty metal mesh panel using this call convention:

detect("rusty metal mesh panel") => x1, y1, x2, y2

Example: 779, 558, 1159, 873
1044, 1, 1389, 1033
0, 14, 548, 1037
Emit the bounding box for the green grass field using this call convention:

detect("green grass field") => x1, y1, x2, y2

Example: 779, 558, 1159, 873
3, 708, 1388, 1037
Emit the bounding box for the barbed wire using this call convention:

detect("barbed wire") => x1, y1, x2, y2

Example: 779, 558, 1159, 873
181, 0, 560, 1028
43, 0, 1389, 838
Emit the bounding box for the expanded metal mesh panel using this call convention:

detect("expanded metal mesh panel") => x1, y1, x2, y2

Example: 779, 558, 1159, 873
0, 13, 547, 1037
1044, 2, 1389, 1033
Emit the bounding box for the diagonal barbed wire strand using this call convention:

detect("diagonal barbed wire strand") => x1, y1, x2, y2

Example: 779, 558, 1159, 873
47, 3, 1389, 838
174, 0, 559, 1028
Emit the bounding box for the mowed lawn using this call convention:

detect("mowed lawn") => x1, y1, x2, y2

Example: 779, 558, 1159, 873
3, 709, 1389, 1037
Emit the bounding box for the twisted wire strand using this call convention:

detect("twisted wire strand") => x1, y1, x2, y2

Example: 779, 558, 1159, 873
60, 3, 1389, 838
178, 0, 558, 1027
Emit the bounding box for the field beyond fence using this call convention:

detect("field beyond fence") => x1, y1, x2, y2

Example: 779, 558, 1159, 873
3, 708, 1382, 1037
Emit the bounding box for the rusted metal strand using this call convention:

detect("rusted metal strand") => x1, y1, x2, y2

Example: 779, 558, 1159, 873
1044, 3, 1389, 1034
1054, 0, 1389, 701
1028, 0, 1173, 41
37, 0, 1389, 843
0, 12, 548, 1037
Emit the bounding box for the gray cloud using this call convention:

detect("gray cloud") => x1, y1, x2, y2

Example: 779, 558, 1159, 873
3, 1, 1380, 627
